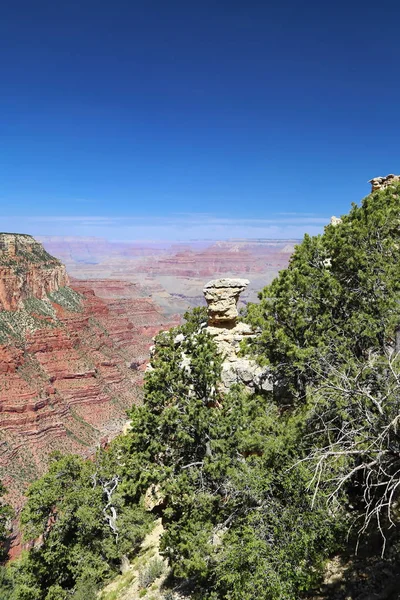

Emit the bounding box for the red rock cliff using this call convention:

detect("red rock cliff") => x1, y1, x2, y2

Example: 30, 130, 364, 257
0, 236, 178, 519
0, 233, 68, 311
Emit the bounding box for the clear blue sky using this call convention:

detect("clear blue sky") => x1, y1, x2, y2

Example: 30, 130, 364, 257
1, 0, 400, 240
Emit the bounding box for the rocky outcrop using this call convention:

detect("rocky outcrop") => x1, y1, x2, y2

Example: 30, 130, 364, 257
369, 174, 400, 192
0, 234, 68, 311
203, 278, 271, 393
203, 278, 249, 325
330, 216, 342, 226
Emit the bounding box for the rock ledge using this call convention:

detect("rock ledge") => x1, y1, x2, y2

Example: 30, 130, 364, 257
369, 174, 400, 192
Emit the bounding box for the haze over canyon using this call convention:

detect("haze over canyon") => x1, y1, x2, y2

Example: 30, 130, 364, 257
38, 236, 296, 316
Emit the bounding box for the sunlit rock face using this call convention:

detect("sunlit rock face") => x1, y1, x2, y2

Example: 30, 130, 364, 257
0, 233, 68, 311
203, 278, 272, 393
203, 278, 249, 326
369, 174, 400, 193
0, 234, 177, 518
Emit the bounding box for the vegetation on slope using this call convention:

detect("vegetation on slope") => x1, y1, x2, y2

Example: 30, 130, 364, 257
0, 234, 61, 267
2, 184, 400, 598
0, 452, 152, 599
48, 286, 83, 312
0, 287, 83, 345
246, 185, 400, 395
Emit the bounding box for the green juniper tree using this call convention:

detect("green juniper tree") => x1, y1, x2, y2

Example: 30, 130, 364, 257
120, 311, 344, 599
1, 451, 152, 599
246, 184, 400, 401
0, 483, 13, 563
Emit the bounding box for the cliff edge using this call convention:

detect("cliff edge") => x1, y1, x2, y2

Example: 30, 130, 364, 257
0, 233, 68, 311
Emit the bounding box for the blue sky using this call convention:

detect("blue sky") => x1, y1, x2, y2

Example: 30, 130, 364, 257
1, 0, 400, 240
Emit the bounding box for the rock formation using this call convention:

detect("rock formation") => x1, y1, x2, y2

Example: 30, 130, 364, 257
203, 278, 249, 325
0, 235, 177, 517
203, 278, 271, 393
0, 233, 68, 311
330, 216, 342, 226
369, 174, 400, 192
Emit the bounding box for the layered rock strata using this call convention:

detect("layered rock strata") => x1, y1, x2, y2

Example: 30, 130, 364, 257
0, 236, 177, 515
203, 278, 272, 393
0, 233, 68, 310
38, 237, 295, 317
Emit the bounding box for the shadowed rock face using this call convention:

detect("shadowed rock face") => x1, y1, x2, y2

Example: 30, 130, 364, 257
203, 278, 250, 326
0, 233, 68, 311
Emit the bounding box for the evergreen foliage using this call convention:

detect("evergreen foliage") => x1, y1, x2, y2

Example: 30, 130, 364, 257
0, 484, 13, 563
0, 452, 152, 598
118, 311, 345, 598
246, 184, 400, 398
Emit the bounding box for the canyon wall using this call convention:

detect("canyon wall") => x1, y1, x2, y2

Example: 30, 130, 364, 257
0, 236, 177, 514
0, 234, 68, 311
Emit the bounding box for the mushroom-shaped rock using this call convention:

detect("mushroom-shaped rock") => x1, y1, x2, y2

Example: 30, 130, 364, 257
203, 278, 249, 326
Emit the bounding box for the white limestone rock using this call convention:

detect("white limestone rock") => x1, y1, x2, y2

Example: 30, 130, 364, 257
203, 278, 271, 394
330, 216, 342, 226
174, 333, 185, 345
203, 278, 249, 325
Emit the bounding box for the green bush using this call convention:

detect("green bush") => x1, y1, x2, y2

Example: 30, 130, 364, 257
139, 558, 165, 588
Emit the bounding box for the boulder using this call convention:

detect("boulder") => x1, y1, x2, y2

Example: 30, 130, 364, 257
144, 483, 165, 512
330, 216, 342, 226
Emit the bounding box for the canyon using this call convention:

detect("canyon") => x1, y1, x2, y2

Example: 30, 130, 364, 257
38, 236, 297, 315
0, 231, 295, 551
0, 234, 177, 516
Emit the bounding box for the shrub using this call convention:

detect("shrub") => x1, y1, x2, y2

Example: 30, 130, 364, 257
139, 558, 165, 588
